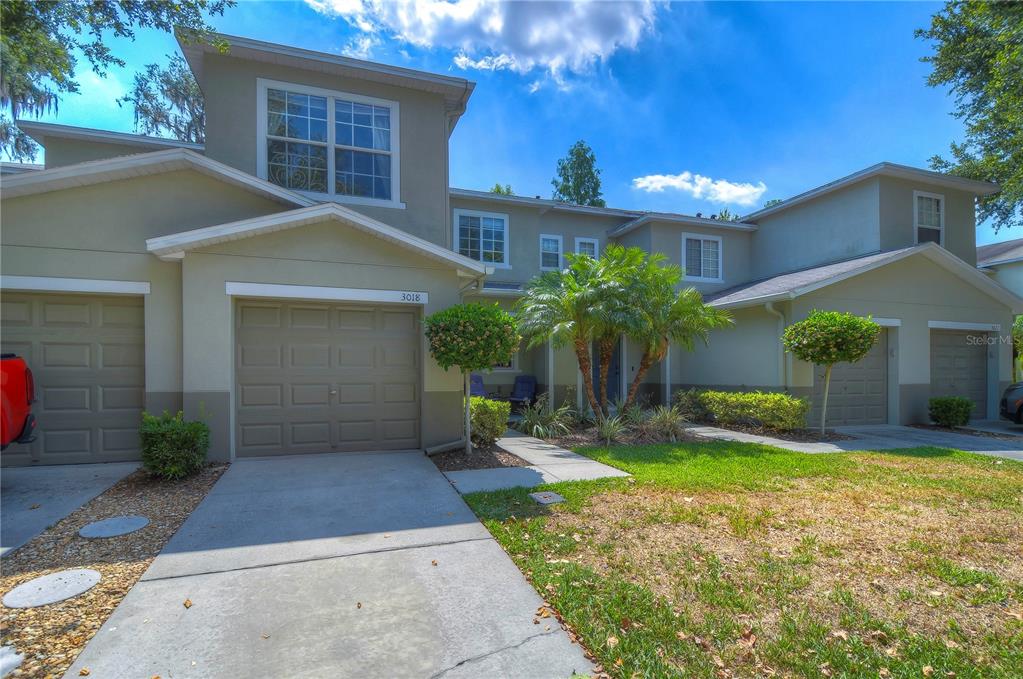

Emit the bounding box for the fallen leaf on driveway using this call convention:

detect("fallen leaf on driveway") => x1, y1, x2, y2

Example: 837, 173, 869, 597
431, 560, 438, 566
29, 504, 41, 510
261, 633, 270, 639
78, 670, 90, 676
183, 599, 193, 609
356, 602, 362, 609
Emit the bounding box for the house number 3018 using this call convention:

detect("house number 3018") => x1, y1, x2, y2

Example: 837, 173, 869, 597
401, 292, 423, 302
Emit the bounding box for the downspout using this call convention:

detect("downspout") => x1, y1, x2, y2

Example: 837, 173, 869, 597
765, 302, 788, 390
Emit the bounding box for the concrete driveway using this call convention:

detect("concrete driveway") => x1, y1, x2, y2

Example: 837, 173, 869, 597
1, 462, 137, 556
65, 452, 592, 678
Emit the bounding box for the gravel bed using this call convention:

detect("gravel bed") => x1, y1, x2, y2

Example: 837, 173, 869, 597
0, 465, 226, 678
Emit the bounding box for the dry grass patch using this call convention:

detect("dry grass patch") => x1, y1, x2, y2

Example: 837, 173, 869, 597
0, 465, 226, 678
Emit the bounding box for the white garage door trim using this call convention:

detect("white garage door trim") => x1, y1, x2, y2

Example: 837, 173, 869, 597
2, 275, 150, 295
928, 320, 1001, 332
225, 281, 428, 305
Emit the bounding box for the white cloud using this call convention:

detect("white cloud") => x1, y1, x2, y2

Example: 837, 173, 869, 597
341, 34, 380, 59
306, 0, 662, 81
632, 171, 767, 207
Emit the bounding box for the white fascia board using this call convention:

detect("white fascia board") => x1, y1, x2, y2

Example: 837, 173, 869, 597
450, 188, 640, 218
226, 281, 428, 305
1, 275, 150, 295
872, 317, 902, 327
148, 203, 488, 275
927, 320, 1001, 332
608, 214, 757, 238
16, 120, 204, 151
709, 291, 791, 309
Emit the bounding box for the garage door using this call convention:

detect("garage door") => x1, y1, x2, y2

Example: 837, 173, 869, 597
931, 330, 987, 417
235, 300, 420, 456
1, 293, 145, 466
812, 329, 888, 426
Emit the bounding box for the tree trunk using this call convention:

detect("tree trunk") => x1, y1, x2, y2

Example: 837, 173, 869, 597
624, 340, 667, 410
573, 337, 603, 420
464, 371, 472, 454
597, 336, 615, 416
820, 364, 832, 436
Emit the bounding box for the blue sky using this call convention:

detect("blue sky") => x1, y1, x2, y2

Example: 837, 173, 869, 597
28, 0, 1008, 245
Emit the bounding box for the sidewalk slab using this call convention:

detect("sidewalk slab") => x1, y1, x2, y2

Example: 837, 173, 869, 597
445, 466, 559, 493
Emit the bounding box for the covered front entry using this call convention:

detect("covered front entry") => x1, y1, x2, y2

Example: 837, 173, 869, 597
813, 329, 889, 426
930, 329, 988, 417
234, 299, 420, 456
1, 292, 145, 466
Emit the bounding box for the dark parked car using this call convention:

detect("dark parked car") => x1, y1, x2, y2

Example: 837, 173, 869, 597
999, 382, 1023, 423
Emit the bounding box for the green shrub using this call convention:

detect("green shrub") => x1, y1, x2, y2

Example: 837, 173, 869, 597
140, 411, 209, 480
469, 397, 510, 448
929, 396, 973, 427
698, 390, 810, 431
515, 395, 575, 439
673, 388, 711, 422
596, 414, 628, 446
645, 405, 687, 442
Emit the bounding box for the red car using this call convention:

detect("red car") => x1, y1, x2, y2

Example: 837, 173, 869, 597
1, 354, 37, 450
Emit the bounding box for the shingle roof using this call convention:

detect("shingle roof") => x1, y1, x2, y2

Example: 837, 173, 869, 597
977, 238, 1023, 267
706, 246, 922, 307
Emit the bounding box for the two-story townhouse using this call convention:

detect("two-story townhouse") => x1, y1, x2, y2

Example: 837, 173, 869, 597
1, 33, 1019, 467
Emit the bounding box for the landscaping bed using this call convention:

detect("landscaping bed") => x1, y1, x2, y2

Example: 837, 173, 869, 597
909, 423, 1021, 441
429, 445, 530, 472
464, 442, 1023, 678
0, 464, 226, 679
702, 421, 855, 442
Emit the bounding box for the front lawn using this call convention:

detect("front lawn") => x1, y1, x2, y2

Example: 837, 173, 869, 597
464, 442, 1023, 678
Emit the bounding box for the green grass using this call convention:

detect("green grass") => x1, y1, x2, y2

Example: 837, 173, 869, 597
464, 441, 1023, 678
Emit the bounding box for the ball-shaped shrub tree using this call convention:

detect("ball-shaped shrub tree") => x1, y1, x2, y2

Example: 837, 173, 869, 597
781, 310, 881, 434
424, 303, 519, 453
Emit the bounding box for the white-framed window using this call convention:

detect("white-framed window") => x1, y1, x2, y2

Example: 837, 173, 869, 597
453, 209, 510, 267
540, 234, 563, 270
914, 190, 944, 245
575, 237, 599, 258
256, 78, 403, 209
490, 351, 519, 372
682, 233, 723, 282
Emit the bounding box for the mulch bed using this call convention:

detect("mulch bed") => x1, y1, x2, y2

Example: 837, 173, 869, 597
429, 445, 530, 472
0, 464, 227, 679
708, 422, 855, 442
909, 423, 1021, 441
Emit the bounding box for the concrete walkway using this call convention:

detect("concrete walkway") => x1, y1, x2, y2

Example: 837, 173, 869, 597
1, 462, 138, 556
444, 431, 629, 494
65, 451, 592, 678
687, 423, 1023, 461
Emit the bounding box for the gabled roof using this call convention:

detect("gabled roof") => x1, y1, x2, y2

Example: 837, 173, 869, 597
17, 120, 204, 152
742, 162, 1000, 222
0, 148, 314, 207
977, 237, 1023, 268
707, 243, 1023, 312
607, 212, 757, 237
180, 33, 475, 133
146, 202, 489, 277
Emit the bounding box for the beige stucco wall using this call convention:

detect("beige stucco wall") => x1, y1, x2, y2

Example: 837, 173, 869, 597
39, 137, 167, 168
645, 221, 753, 295
750, 178, 881, 279
449, 195, 627, 286
180, 219, 466, 459
201, 53, 452, 247
792, 254, 1012, 422
878, 177, 977, 265
1, 170, 291, 419
987, 262, 1023, 298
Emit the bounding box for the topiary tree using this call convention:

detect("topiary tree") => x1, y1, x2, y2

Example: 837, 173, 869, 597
424, 303, 519, 454
781, 310, 881, 434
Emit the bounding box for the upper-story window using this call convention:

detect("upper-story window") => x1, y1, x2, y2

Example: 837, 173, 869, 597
540, 234, 563, 270
683, 233, 723, 282
257, 79, 402, 208
914, 191, 944, 245
575, 237, 599, 258
454, 209, 509, 267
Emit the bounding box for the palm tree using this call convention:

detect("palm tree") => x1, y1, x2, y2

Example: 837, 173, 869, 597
589, 245, 646, 414
623, 259, 733, 408
516, 257, 608, 419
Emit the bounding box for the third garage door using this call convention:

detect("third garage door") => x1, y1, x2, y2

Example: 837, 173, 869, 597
235, 300, 420, 456
812, 328, 888, 426
930, 330, 988, 418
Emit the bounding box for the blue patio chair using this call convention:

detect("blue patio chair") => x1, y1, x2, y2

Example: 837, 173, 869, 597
469, 373, 487, 398
508, 375, 537, 408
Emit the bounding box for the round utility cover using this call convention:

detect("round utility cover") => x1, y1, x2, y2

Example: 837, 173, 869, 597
79, 515, 150, 539
2, 569, 101, 609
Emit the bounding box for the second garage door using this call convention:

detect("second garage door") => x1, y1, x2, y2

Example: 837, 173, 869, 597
1, 292, 145, 466
812, 329, 888, 426
930, 330, 988, 418
235, 300, 420, 456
